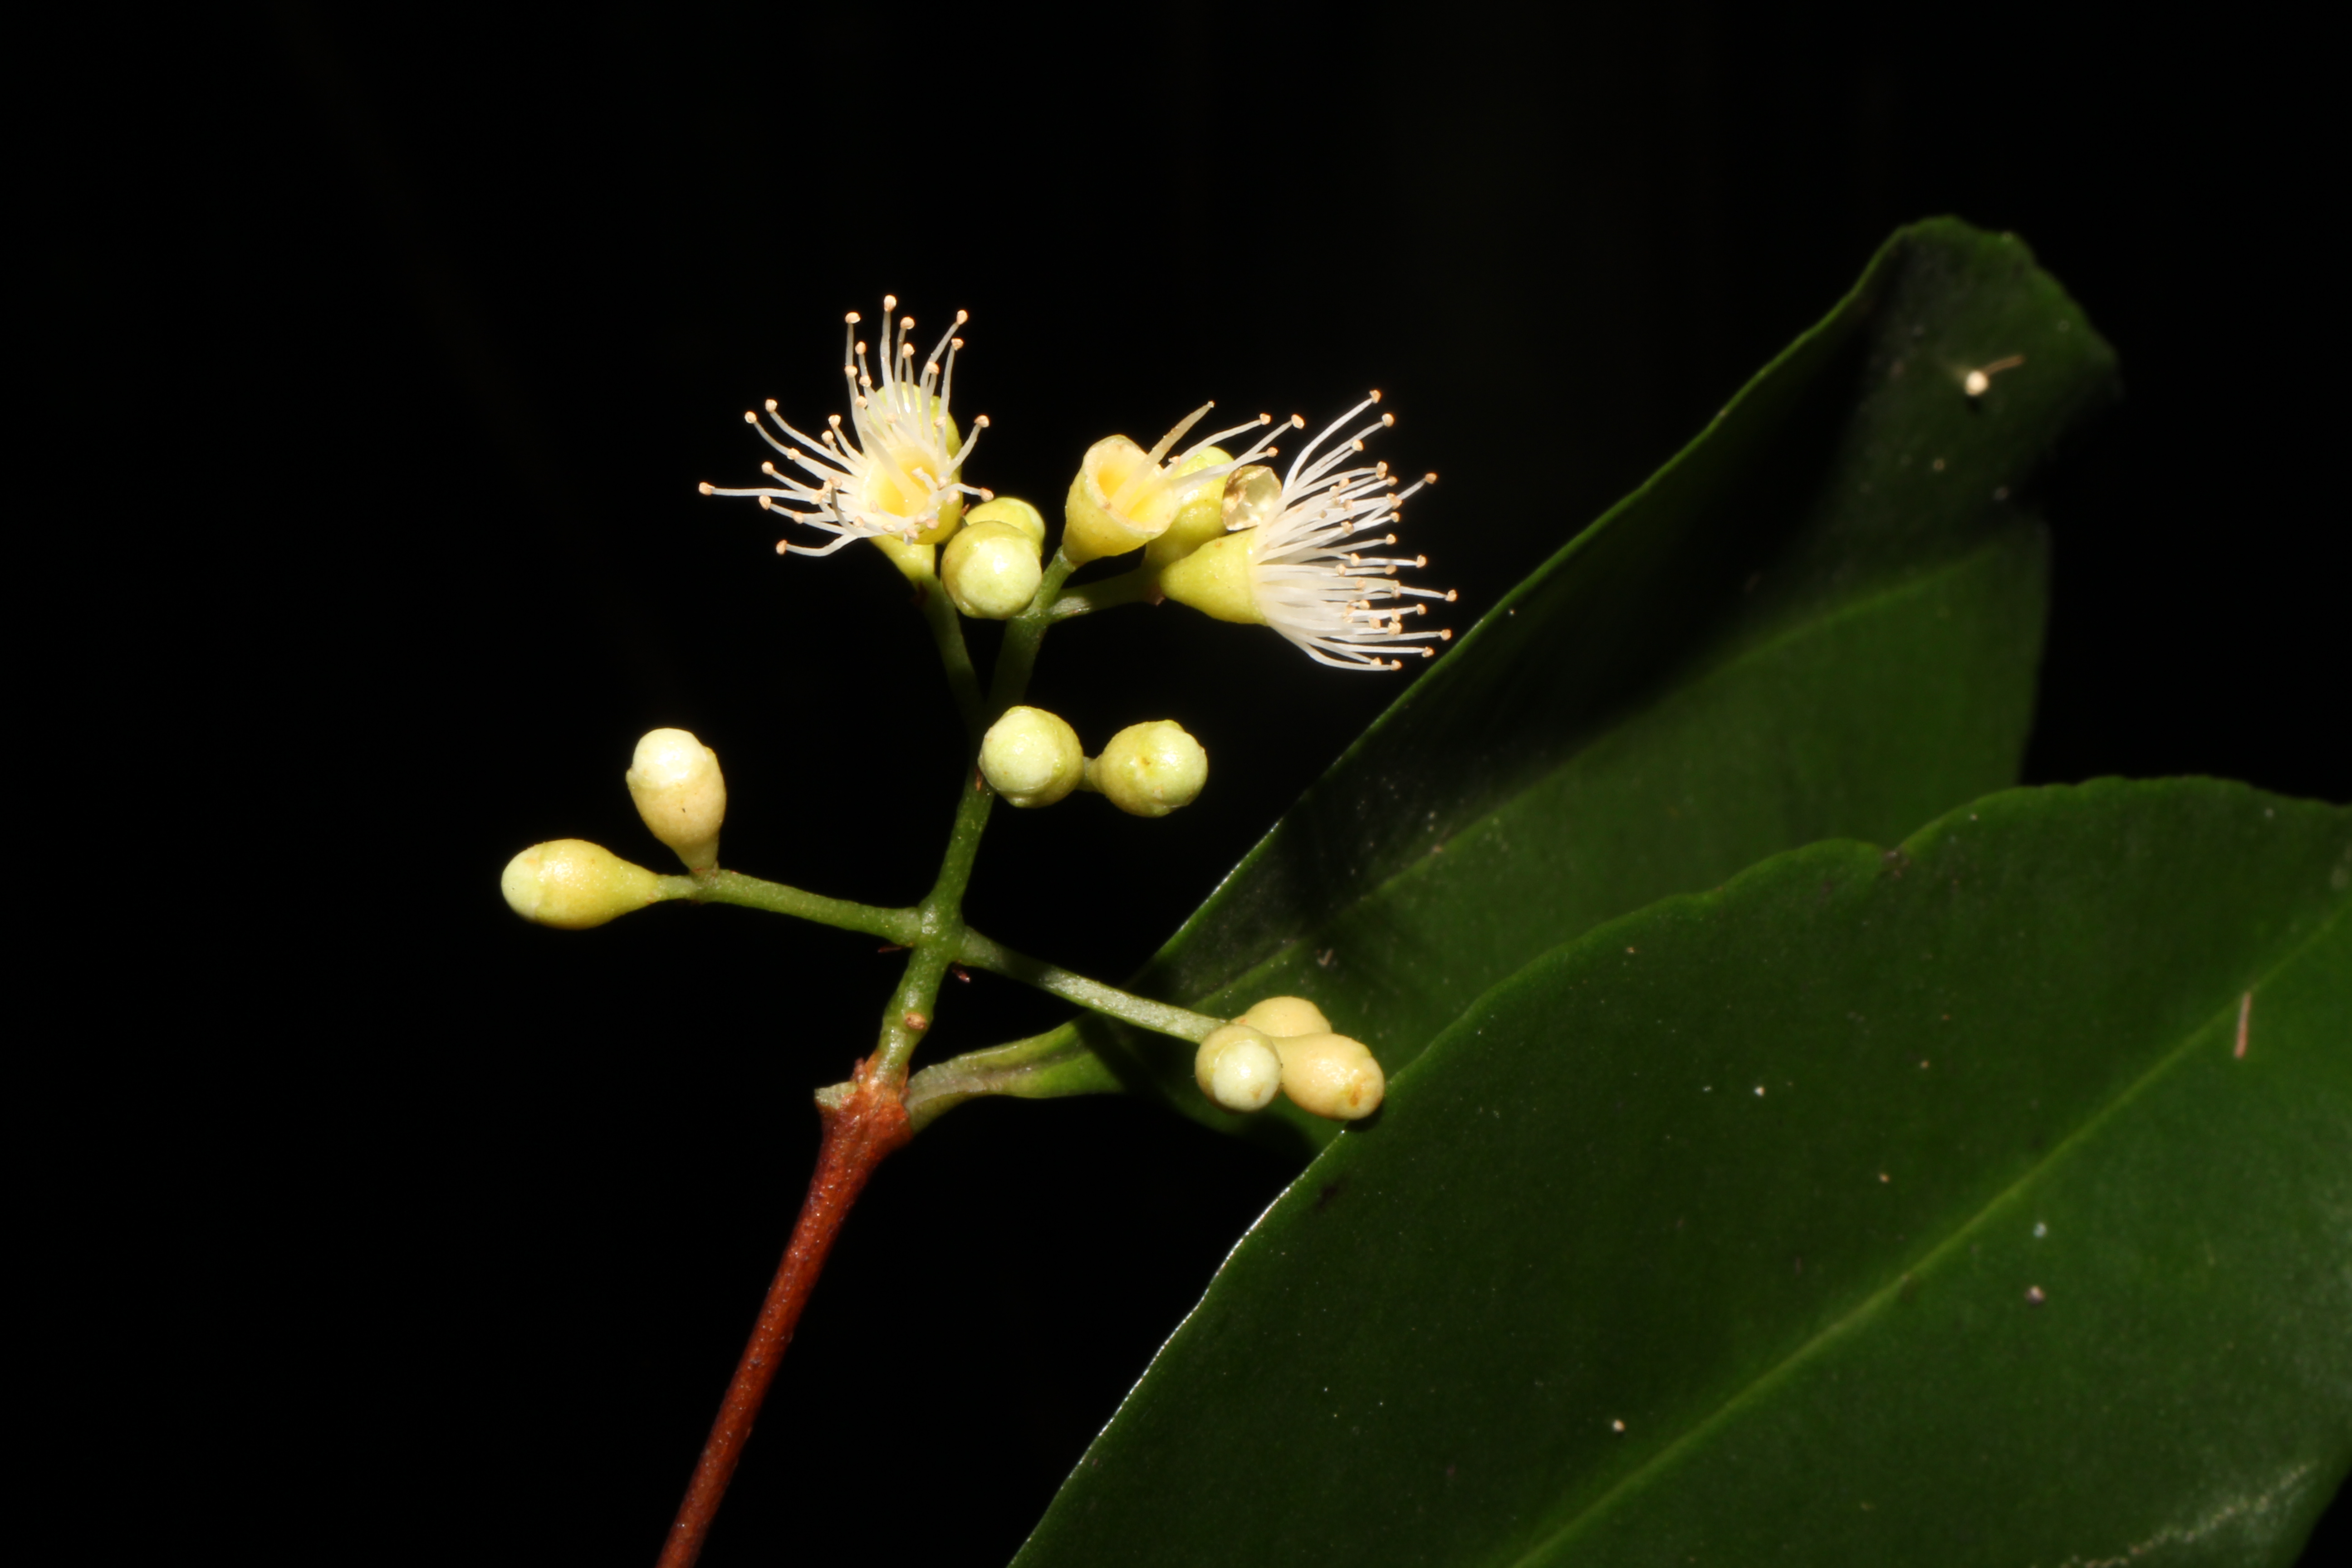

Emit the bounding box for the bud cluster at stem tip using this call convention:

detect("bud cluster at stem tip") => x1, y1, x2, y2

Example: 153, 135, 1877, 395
980, 711, 1209, 817
1195, 996, 1386, 1120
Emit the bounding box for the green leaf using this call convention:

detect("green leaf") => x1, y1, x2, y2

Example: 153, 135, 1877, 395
1013, 779, 2352, 1566
1076, 219, 2120, 1151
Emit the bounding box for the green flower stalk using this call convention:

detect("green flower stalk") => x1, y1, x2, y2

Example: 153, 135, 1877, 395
506, 292, 1445, 1568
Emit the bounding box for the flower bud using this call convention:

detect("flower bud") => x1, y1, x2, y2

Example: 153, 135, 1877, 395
964, 495, 1047, 551
1156, 461, 1285, 618
1194, 1023, 1283, 1113
625, 728, 726, 870
1240, 995, 1332, 1039
1142, 447, 1235, 571
1275, 1031, 1386, 1120
941, 520, 1044, 619
1157, 527, 1264, 626
980, 705, 1085, 808
500, 840, 663, 930
1089, 720, 1207, 818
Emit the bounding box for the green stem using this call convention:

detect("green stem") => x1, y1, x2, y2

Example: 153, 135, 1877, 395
956, 927, 1227, 1043
916, 576, 985, 742
658, 871, 921, 946
871, 760, 999, 1082
871, 547, 1100, 1086
986, 548, 1082, 717
1049, 561, 1159, 621
902, 1023, 1122, 1132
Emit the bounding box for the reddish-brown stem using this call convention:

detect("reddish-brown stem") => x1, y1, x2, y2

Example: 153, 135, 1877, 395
656, 1057, 912, 1568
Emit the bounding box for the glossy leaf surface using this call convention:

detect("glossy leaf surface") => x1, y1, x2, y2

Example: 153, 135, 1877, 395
1075, 219, 2118, 1151
1014, 779, 2352, 1566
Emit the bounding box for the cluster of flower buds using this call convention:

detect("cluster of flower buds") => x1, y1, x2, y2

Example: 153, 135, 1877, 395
501, 728, 728, 928
1195, 996, 1386, 1120
980, 708, 1209, 818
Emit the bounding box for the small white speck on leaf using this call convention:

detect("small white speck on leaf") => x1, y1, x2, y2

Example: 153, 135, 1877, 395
2034, 1221, 2048, 1238
1964, 354, 2025, 397
1611, 1419, 1626, 1433
1754, 1086, 1766, 1097
2025, 1285, 2047, 1305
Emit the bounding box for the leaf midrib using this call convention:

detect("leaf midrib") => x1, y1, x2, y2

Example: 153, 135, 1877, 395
1496, 893, 2349, 1568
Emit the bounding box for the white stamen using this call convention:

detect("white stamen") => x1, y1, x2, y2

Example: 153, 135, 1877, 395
700, 295, 987, 555
1226, 396, 1453, 670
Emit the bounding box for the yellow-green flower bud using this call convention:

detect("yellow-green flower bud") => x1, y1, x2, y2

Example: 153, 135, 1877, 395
1194, 1023, 1283, 1113
1157, 527, 1266, 626
1276, 1031, 1386, 1120
980, 705, 1085, 808
1142, 447, 1234, 571
500, 840, 662, 930
1089, 720, 1208, 818
941, 520, 1044, 620
624, 728, 726, 870
964, 496, 1046, 551
1240, 995, 1332, 1039
1153, 463, 1281, 620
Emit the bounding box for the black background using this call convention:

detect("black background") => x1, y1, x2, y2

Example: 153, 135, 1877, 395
154, 4, 2347, 1563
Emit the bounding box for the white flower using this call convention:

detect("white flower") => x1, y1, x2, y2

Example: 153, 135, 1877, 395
1158, 393, 1454, 670
699, 297, 987, 555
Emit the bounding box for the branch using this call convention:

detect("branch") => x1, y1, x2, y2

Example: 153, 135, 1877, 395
955, 927, 1227, 1043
